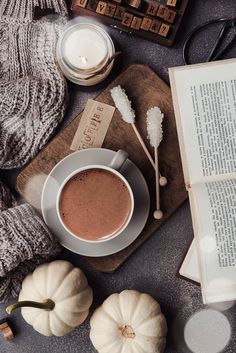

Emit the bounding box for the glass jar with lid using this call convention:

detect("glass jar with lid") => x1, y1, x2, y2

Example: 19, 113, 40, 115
57, 22, 116, 86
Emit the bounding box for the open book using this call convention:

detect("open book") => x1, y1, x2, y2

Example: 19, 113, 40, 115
169, 59, 236, 304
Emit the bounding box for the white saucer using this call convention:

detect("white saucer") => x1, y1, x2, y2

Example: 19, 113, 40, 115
41, 148, 150, 257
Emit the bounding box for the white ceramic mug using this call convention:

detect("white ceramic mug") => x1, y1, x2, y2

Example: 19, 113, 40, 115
56, 150, 134, 243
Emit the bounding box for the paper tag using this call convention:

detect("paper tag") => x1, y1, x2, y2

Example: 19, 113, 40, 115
70, 99, 115, 151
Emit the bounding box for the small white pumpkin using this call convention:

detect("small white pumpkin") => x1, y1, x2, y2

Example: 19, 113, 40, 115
6, 260, 93, 337
90, 290, 167, 353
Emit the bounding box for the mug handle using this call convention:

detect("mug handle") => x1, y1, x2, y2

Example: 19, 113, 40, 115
109, 150, 128, 171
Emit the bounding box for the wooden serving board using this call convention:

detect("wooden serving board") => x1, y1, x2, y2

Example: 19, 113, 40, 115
17, 64, 187, 272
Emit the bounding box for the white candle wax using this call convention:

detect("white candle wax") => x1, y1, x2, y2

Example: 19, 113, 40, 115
64, 28, 108, 70
57, 22, 115, 86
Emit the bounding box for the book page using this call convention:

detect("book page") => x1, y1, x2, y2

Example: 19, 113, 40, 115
191, 178, 236, 303
169, 59, 236, 186
179, 239, 200, 284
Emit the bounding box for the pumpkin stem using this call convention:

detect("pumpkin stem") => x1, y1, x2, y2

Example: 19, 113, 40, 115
120, 325, 136, 339
6, 299, 55, 314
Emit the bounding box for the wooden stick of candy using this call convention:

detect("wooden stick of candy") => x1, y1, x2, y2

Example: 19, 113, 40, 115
110, 85, 167, 186
147, 107, 164, 219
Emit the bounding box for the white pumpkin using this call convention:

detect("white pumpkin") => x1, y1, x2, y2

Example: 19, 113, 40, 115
6, 260, 93, 337
90, 290, 167, 353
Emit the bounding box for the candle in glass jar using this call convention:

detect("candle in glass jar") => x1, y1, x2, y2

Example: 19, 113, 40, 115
63, 28, 108, 70
57, 22, 116, 86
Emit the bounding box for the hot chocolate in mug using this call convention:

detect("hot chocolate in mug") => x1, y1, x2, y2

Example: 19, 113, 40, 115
56, 150, 134, 243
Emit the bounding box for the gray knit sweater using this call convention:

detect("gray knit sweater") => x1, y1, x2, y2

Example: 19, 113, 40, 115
0, 180, 61, 303
0, 1, 68, 301
0, 0, 68, 168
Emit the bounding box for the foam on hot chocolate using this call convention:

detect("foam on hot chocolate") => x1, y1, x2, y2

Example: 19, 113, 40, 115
59, 169, 132, 240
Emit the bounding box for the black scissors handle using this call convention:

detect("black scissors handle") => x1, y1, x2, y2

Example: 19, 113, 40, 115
207, 21, 229, 61
183, 18, 236, 65
210, 19, 236, 61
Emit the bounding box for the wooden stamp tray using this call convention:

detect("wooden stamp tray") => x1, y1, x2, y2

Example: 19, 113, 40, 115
71, 0, 189, 47
17, 64, 187, 272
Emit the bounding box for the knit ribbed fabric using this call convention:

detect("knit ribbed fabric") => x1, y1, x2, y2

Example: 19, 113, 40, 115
0, 0, 68, 20
0, 0, 68, 168
0, 180, 61, 303
0, 180, 17, 211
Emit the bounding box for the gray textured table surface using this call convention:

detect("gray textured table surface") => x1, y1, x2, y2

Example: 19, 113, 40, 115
1, 1, 236, 352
